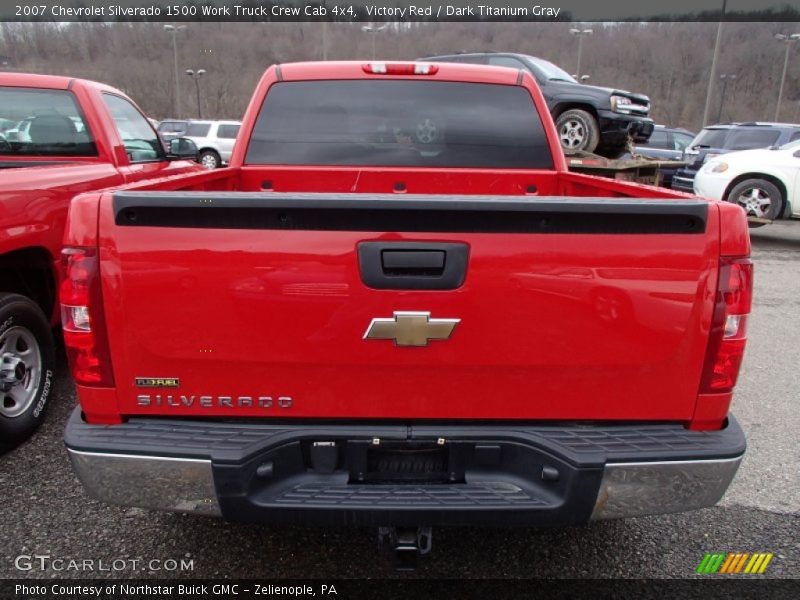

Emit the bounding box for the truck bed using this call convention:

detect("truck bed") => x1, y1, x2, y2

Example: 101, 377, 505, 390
113, 164, 692, 199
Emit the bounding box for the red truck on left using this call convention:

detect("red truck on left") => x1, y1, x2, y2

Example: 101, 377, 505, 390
0, 73, 201, 451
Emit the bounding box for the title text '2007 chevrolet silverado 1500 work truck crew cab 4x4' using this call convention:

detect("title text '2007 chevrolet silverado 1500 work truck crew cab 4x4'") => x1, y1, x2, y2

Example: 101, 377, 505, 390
62, 62, 751, 565
0, 73, 200, 452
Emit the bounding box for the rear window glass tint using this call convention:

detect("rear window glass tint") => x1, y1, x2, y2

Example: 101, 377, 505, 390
186, 123, 211, 136
0, 87, 96, 156
245, 80, 552, 169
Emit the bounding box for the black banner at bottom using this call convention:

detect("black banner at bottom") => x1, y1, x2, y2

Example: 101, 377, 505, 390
1, 579, 799, 600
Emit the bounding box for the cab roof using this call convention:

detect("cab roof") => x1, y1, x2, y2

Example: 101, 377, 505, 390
276, 61, 522, 86
0, 72, 122, 94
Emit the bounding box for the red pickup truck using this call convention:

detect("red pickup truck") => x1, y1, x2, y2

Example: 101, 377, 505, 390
0, 73, 200, 451
61, 62, 751, 564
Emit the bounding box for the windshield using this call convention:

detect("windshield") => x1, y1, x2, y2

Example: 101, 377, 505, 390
526, 57, 577, 83
0, 87, 97, 156
780, 138, 800, 150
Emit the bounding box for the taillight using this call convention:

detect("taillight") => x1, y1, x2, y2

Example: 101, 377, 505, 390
60, 247, 114, 386
362, 62, 439, 75
699, 257, 753, 393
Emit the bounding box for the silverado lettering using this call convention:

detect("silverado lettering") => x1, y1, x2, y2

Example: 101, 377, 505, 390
62, 61, 751, 563
136, 395, 293, 409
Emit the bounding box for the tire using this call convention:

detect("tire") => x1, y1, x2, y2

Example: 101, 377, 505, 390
726, 178, 783, 221
0, 294, 55, 453
198, 150, 221, 170
555, 109, 600, 155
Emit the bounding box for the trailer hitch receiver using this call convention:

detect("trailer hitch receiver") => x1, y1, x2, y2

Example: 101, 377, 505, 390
378, 526, 432, 571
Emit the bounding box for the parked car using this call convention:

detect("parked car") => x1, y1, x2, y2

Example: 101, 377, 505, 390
62, 61, 749, 567
419, 52, 654, 158
626, 125, 695, 187
156, 119, 188, 141
182, 119, 242, 168
0, 72, 202, 452
672, 122, 800, 193
633, 125, 695, 160
694, 138, 800, 221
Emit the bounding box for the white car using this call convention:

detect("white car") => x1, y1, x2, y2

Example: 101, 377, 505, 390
182, 120, 241, 169
694, 140, 800, 221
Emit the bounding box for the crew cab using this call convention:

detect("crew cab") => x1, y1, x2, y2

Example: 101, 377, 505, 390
421, 52, 654, 158
0, 73, 200, 452
61, 62, 750, 565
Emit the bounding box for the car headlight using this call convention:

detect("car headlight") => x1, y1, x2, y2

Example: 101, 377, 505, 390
702, 161, 729, 174
610, 95, 634, 114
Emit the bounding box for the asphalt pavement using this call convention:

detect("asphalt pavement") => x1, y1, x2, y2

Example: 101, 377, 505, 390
1, 222, 798, 580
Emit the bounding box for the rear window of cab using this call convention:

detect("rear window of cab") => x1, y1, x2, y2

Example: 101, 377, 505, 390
0, 87, 97, 157
245, 80, 553, 169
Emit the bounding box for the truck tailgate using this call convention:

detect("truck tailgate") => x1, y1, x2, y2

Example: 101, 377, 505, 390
99, 192, 717, 421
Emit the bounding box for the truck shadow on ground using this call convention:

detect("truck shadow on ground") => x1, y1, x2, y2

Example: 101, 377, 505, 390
146, 504, 798, 579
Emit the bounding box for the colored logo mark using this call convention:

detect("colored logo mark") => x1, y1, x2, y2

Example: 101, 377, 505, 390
697, 552, 774, 574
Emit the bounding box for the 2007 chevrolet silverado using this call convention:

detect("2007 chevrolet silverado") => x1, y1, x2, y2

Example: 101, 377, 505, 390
0, 73, 200, 451
61, 61, 751, 565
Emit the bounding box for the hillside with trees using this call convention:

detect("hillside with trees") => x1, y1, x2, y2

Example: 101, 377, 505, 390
1, 21, 798, 130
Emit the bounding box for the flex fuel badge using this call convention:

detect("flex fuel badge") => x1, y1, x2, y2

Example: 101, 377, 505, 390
135, 377, 180, 388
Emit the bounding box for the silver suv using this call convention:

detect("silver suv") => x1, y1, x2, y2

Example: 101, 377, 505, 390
183, 120, 241, 169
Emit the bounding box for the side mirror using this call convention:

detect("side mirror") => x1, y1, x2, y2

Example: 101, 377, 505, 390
169, 137, 198, 160
794, 149, 800, 158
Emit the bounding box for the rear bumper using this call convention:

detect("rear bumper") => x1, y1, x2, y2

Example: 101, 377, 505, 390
64, 409, 745, 527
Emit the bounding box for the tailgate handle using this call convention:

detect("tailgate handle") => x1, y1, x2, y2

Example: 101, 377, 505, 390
381, 250, 445, 275
358, 242, 469, 290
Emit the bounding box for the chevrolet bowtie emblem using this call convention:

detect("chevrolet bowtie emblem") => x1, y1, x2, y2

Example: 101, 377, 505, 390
363, 311, 460, 347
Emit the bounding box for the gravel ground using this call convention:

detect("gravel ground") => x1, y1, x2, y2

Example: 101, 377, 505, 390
1, 222, 798, 580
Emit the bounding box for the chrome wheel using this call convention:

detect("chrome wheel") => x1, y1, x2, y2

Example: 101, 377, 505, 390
736, 187, 773, 218
200, 153, 219, 169
0, 326, 42, 419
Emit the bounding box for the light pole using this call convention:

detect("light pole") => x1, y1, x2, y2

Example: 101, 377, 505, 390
717, 74, 737, 123
164, 24, 186, 119
569, 28, 592, 79
701, 0, 727, 127
361, 23, 388, 60
185, 69, 206, 119
774, 33, 800, 121
321, 0, 328, 60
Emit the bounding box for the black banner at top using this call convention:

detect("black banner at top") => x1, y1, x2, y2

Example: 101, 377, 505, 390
3, 0, 800, 22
